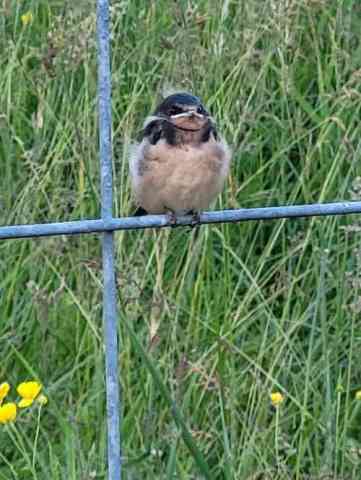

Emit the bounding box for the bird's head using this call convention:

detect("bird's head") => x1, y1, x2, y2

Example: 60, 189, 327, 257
154, 92, 210, 132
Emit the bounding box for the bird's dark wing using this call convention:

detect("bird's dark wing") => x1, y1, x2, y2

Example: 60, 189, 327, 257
201, 121, 218, 142
141, 119, 163, 145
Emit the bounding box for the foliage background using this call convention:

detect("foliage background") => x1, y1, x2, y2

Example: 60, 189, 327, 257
1, 0, 361, 478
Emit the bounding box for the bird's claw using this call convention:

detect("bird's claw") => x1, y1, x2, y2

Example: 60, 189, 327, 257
165, 207, 178, 227
186, 211, 201, 231
191, 212, 201, 227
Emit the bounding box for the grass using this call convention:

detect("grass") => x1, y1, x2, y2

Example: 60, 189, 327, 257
1, 0, 361, 478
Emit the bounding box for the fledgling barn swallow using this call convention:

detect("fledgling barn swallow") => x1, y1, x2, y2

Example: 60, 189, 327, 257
129, 92, 231, 220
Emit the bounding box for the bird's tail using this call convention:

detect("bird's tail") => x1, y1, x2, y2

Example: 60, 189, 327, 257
133, 207, 148, 216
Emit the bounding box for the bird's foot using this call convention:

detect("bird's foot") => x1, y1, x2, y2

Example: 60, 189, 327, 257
191, 211, 201, 227
186, 210, 201, 230
164, 207, 178, 227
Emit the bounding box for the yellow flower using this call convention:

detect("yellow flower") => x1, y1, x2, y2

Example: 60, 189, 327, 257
0, 403, 17, 424
355, 390, 361, 401
0, 383, 10, 404
270, 392, 285, 407
17, 381, 42, 408
21, 11, 33, 26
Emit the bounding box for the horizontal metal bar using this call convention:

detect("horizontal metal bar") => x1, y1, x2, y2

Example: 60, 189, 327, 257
1, 201, 361, 240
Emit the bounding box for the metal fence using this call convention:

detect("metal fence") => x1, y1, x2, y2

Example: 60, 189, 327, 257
1, 1, 361, 479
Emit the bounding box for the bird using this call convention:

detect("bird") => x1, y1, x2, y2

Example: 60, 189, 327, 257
129, 92, 231, 223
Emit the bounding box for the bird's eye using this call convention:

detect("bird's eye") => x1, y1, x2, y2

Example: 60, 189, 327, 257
197, 105, 206, 115
169, 106, 183, 116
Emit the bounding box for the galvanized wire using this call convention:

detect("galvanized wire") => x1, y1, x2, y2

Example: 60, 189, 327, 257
97, 1, 121, 479
1, 201, 361, 240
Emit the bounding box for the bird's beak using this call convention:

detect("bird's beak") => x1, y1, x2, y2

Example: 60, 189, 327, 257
170, 110, 207, 131
171, 111, 204, 120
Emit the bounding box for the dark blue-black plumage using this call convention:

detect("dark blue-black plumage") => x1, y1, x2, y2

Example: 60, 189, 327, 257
142, 92, 216, 146
154, 92, 206, 116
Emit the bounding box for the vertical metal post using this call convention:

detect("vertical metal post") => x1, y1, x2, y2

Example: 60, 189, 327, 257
97, 1, 121, 479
